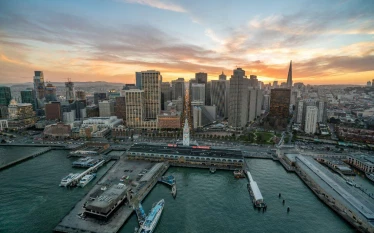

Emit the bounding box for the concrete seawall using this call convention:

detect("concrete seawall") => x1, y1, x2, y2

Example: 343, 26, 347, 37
0, 147, 52, 171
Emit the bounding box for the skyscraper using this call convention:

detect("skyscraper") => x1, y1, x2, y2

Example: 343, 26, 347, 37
269, 88, 291, 119
211, 79, 229, 118
45, 82, 57, 102
21, 88, 36, 110
228, 68, 249, 128
171, 78, 185, 100
135, 72, 142, 89
190, 83, 205, 104
195, 72, 211, 105
219, 71, 226, 81
287, 60, 292, 88
141, 70, 162, 119
94, 92, 107, 105
75, 90, 86, 101
33, 71, 46, 100
0, 86, 12, 106
161, 82, 172, 110
249, 75, 259, 88
99, 100, 115, 117
195, 72, 208, 84
304, 106, 318, 134
114, 96, 126, 123
248, 88, 264, 122
65, 79, 75, 101
124, 89, 144, 128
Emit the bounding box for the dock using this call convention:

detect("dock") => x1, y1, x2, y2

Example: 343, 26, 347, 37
246, 170, 266, 208
54, 159, 169, 233
158, 175, 177, 198
295, 155, 374, 232
0, 147, 52, 171
62, 159, 106, 187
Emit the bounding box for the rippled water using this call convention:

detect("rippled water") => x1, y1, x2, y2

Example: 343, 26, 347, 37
0, 146, 49, 166
120, 160, 355, 233
0, 146, 357, 233
0, 148, 115, 233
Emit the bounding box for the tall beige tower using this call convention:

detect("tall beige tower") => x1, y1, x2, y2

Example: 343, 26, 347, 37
141, 70, 162, 120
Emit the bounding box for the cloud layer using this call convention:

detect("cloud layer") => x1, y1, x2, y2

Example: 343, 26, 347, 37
0, 0, 373, 84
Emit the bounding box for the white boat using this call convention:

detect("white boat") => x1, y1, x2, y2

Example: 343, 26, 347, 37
365, 173, 374, 183
78, 173, 96, 187
346, 180, 355, 186
60, 173, 80, 187
138, 199, 165, 233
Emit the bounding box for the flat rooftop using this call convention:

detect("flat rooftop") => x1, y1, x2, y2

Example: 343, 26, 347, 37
128, 143, 243, 159
296, 155, 374, 223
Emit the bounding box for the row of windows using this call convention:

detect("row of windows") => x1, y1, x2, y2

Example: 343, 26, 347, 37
129, 152, 243, 163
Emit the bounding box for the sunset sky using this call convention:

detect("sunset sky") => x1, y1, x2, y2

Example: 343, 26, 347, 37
0, 0, 373, 85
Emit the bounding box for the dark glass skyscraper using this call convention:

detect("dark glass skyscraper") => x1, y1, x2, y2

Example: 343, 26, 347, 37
0, 86, 12, 106
21, 88, 37, 110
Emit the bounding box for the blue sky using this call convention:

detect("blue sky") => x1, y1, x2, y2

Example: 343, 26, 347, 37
0, 0, 373, 84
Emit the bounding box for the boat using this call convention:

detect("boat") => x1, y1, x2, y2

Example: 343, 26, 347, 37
60, 173, 80, 187
346, 180, 355, 186
233, 170, 245, 178
210, 167, 216, 173
138, 199, 165, 233
78, 173, 96, 187
171, 184, 177, 198
365, 173, 374, 183
72, 157, 99, 168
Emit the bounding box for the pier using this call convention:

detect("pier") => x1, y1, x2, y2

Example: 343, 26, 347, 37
246, 170, 266, 208
54, 159, 169, 233
62, 159, 106, 187
295, 155, 374, 233
0, 147, 52, 171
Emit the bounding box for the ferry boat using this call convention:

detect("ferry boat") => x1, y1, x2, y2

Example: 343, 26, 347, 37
365, 173, 374, 183
60, 173, 80, 187
72, 157, 99, 168
78, 173, 96, 187
233, 170, 246, 178
138, 199, 165, 233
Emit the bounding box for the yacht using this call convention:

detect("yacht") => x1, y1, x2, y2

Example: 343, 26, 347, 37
78, 173, 96, 187
60, 173, 80, 187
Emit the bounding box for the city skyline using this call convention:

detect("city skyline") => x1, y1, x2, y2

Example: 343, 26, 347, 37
1, 0, 374, 85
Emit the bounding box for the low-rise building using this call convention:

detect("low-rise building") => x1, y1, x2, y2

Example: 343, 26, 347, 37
157, 111, 181, 129
82, 116, 122, 129
43, 122, 71, 139
346, 155, 374, 173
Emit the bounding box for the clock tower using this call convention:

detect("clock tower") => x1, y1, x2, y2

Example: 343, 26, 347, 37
183, 118, 190, 146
